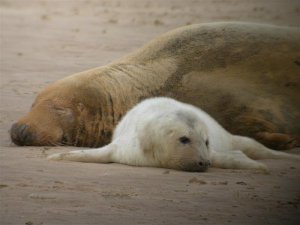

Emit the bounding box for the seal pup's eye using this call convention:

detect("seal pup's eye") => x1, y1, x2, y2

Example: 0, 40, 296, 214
205, 139, 209, 147
179, 136, 191, 144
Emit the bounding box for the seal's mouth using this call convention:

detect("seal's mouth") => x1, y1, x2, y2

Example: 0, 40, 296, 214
182, 160, 211, 172
60, 134, 73, 146
10, 122, 64, 146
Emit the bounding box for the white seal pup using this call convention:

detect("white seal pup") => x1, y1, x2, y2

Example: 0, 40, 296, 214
48, 97, 300, 172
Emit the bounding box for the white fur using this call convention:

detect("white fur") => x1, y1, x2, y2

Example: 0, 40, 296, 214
48, 97, 300, 172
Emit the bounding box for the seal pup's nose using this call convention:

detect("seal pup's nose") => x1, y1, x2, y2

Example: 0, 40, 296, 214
198, 160, 211, 171
10, 123, 34, 146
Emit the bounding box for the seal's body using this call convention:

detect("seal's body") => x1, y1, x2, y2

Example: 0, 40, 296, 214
11, 22, 300, 149
48, 98, 300, 172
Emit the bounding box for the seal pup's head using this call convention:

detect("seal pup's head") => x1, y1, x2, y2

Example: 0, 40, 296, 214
139, 110, 211, 172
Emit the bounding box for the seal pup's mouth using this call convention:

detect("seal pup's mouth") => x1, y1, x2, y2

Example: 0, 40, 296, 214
181, 160, 211, 172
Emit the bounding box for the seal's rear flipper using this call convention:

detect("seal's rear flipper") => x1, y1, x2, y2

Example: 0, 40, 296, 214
47, 144, 116, 163
232, 135, 300, 160
210, 150, 269, 172
255, 132, 299, 150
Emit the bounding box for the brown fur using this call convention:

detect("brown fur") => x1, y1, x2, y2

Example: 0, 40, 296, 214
11, 22, 300, 149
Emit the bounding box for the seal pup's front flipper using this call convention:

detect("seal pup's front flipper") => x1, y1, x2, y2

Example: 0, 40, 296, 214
232, 135, 300, 160
47, 144, 117, 163
210, 150, 268, 172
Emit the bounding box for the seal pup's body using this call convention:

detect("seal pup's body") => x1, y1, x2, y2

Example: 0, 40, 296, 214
49, 98, 300, 172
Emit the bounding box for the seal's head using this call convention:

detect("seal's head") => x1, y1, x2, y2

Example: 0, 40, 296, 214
10, 86, 77, 146
10, 79, 113, 147
139, 110, 211, 172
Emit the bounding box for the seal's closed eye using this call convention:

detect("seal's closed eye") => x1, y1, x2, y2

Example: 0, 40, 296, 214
179, 136, 191, 144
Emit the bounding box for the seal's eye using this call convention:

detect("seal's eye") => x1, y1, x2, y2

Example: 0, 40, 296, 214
205, 139, 209, 147
179, 136, 191, 144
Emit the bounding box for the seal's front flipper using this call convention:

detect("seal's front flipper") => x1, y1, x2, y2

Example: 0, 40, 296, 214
210, 150, 268, 172
47, 144, 116, 163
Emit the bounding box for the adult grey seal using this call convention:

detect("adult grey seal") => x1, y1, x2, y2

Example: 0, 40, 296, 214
10, 22, 300, 150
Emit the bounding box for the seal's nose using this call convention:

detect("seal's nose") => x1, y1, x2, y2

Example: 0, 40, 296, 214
10, 123, 34, 146
198, 160, 211, 171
